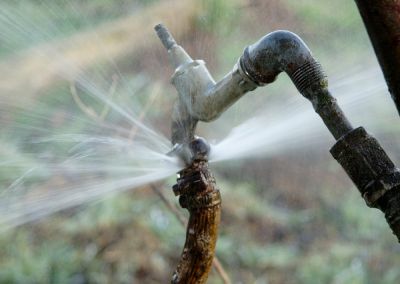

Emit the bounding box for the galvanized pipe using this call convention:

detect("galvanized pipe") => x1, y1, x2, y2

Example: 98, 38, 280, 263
354, 0, 400, 115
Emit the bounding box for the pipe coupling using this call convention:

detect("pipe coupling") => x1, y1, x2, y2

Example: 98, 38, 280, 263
331, 127, 400, 208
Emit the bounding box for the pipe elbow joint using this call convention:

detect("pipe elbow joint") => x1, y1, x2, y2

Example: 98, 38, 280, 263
240, 30, 327, 95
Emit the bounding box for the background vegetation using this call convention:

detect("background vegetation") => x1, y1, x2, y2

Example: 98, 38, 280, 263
1, 0, 400, 283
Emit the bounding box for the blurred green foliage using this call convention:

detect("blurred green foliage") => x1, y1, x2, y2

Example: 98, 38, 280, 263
1, 0, 399, 283
196, 0, 237, 35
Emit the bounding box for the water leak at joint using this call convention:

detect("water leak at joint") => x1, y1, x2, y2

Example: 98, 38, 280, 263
0, 8, 181, 229
0, 88, 181, 230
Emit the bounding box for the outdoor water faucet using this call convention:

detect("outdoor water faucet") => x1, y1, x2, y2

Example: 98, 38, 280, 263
155, 23, 257, 147
156, 23, 400, 241
155, 23, 352, 147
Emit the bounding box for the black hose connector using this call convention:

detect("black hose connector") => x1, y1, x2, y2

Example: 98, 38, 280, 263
331, 127, 400, 240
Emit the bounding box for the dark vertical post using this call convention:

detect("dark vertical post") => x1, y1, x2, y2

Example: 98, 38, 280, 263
354, 0, 400, 114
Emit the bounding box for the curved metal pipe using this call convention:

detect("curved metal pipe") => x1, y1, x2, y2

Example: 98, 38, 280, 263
241, 30, 400, 241
240, 30, 319, 85
239, 30, 354, 139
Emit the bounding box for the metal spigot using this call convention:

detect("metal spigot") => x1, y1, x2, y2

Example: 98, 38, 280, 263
156, 23, 400, 241
154, 23, 257, 149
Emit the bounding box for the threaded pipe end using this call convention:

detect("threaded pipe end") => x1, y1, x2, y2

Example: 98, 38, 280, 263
289, 60, 327, 94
